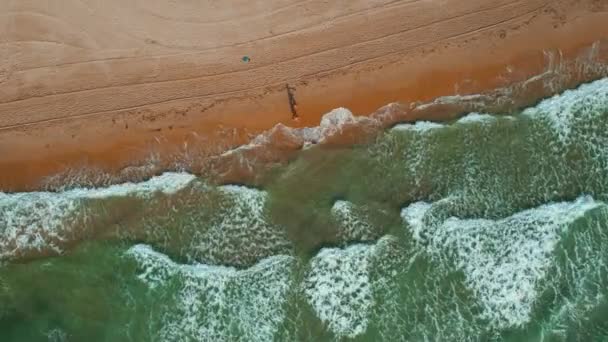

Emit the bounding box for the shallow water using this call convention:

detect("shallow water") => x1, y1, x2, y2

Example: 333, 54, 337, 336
2, 79, 608, 341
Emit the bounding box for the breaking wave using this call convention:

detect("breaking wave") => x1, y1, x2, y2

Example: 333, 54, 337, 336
2, 76, 608, 340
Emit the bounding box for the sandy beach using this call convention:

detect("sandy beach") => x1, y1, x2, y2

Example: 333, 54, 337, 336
2, 0, 608, 191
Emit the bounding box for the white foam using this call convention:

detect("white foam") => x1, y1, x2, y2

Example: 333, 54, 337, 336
320, 107, 357, 128
393, 77, 608, 141
218, 107, 365, 155
183, 185, 292, 266
0, 172, 195, 261
455, 112, 496, 124
401, 196, 601, 329
391, 113, 498, 133
45, 328, 68, 342
391, 121, 444, 132
78, 172, 195, 199
303, 238, 393, 339
127, 244, 295, 341
220, 123, 303, 158
539, 205, 608, 337
523, 77, 608, 142
330, 200, 376, 241
302, 107, 363, 144
414, 94, 494, 112
0, 192, 78, 260
399, 201, 432, 242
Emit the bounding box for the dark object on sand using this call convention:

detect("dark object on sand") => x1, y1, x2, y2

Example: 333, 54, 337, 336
286, 84, 298, 119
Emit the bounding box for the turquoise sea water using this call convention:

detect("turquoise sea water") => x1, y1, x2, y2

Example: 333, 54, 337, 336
2, 78, 608, 341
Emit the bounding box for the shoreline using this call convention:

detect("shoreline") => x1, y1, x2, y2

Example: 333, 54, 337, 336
3, 75, 608, 264
2, 1, 608, 191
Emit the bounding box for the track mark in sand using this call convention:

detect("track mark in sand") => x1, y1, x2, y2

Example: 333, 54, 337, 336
2, 10, 99, 50
0, 2, 549, 132
1, 0, 536, 108
12, 0, 421, 73
0, 40, 90, 50
135, 0, 310, 25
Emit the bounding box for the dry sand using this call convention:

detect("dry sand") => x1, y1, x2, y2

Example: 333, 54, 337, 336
1, 0, 608, 191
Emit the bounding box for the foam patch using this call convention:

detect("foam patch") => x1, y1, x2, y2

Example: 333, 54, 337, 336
330, 200, 377, 241
391, 121, 444, 132
401, 196, 601, 329
127, 244, 296, 341
302, 238, 394, 338
523, 77, 608, 142
182, 185, 292, 266
455, 112, 498, 124
0, 173, 195, 261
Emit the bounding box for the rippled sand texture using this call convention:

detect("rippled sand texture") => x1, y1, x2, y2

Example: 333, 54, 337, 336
2, 0, 608, 190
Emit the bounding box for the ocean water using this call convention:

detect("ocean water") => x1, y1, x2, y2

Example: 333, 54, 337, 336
2, 78, 608, 341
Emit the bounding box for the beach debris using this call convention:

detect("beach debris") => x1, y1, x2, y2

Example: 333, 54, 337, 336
286, 84, 299, 119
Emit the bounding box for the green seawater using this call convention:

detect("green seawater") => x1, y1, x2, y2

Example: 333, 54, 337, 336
2, 79, 608, 341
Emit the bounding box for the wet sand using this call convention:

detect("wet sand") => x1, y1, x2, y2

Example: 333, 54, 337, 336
1, 0, 608, 191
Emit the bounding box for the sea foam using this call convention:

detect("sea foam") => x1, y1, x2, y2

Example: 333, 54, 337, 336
401, 196, 601, 329
127, 244, 295, 341
302, 237, 395, 338
180, 185, 292, 266
523, 77, 608, 142
331, 200, 377, 242
391, 121, 444, 132
0, 172, 195, 261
